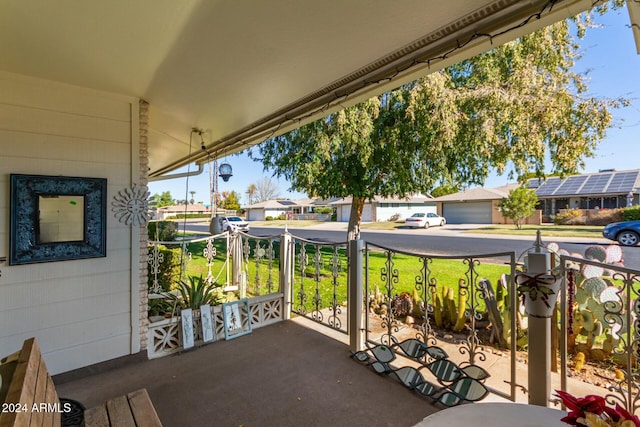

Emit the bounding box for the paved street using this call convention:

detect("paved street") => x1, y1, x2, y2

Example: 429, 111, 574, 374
182, 222, 640, 268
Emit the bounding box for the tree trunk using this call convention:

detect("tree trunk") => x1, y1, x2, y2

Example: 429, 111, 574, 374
347, 196, 366, 241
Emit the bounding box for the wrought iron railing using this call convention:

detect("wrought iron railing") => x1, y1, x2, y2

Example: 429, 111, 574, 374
290, 236, 349, 333
239, 231, 281, 297
363, 241, 520, 401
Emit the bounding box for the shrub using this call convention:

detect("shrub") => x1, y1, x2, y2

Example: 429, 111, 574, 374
388, 213, 400, 222
265, 216, 274, 221
166, 213, 210, 220
622, 206, 640, 221
277, 213, 287, 220
552, 209, 585, 225
148, 221, 178, 241
314, 207, 333, 214
147, 245, 182, 292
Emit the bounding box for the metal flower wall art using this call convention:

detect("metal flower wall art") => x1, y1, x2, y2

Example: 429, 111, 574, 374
112, 184, 151, 226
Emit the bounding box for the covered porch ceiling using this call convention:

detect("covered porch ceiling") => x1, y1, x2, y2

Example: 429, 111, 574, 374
1, 0, 603, 178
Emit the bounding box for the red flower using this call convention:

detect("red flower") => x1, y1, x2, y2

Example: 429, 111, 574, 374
555, 390, 640, 427
610, 403, 640, 427
555, 390, 607, 426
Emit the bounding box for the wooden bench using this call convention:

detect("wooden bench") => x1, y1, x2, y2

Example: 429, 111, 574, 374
0, 338, 162, 427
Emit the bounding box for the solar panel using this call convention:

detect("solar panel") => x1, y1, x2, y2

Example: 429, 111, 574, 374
606, 171, 639, 193
553, 175, 588, 196
580, 174, 612, 195
535, 178, 563, 196
527, 179, 540, 189
278, 200, 296, 206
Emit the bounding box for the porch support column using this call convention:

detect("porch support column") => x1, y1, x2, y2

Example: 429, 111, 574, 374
348, 239, 364, 352
528, 249, 552, 407
280, 231, 293, 320
231, 232, 246, 298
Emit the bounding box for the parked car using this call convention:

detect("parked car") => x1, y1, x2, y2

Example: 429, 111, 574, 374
218, 216, 250, 233
603, 220, 640, 246
404, 212, 446, 229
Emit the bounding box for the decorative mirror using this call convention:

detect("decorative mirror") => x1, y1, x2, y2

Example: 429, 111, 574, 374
9, 174, 107, 265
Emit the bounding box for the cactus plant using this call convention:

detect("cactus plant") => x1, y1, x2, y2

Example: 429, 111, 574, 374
391, 292, 413, 318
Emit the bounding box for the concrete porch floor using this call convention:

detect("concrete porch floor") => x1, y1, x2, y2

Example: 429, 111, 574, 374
55, 318, 441, 427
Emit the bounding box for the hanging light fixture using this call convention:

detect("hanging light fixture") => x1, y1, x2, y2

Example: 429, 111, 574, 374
218, 161, 233, 182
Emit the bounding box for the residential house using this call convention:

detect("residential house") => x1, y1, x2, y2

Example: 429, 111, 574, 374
244, 200, 298, 221
434, 169, 640, 224
530, 169, 640, 219
330, 195, 436, 222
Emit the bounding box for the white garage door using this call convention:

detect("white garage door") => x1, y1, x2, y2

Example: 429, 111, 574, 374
339, 203, 373, 222
443, 202, 492, 224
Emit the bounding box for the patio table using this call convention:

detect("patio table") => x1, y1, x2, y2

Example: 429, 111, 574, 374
416, 402, 567, 426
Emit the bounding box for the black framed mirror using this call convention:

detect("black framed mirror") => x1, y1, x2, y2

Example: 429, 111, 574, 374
9, 174, 107, 265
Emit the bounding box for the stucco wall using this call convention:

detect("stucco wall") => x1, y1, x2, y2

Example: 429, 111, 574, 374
0, 71, 140, 374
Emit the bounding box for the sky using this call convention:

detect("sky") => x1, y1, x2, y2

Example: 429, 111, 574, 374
149, 7, 640, 207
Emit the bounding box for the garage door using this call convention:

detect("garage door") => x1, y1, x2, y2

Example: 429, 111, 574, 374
442, 202, 492, 224
339, 203, 373, 222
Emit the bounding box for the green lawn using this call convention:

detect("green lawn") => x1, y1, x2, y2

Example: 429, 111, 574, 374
464, 224, 604, 238
167, 236, 510, 316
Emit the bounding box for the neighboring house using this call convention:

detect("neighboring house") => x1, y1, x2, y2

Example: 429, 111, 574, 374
434, 169, 640, 224
245, 200, 298, 221
244, 197, 338, 221
330, 195, 436, 223
530, 169, 640, 218
433, 184, 530, 225
155, 204, 208, 220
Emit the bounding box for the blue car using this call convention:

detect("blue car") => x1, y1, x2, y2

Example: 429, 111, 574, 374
603, 220, 640, 246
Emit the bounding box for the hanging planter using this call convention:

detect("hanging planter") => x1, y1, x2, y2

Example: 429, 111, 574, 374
516, 271, 561, 318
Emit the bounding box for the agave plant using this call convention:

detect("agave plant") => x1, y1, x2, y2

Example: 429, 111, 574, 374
173, 275, 221, 310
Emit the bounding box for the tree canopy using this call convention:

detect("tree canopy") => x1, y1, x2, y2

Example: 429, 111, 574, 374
250, 13, 626, 238
151, 191, 174, 208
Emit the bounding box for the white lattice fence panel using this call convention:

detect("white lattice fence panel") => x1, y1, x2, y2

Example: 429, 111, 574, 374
146, 294, 285, 359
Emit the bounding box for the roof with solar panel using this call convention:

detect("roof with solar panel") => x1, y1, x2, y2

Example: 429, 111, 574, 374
529, 169, 640, 197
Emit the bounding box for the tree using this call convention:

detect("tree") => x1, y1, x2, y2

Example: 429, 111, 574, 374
222, 191, 241, 211
151, 191, 174, 207
252, 177, 280, 202
246, 183, 257, 206
189, 191, 196, 205
251, 14, 624, 240
498, 187, 539, 229
431, 184, 460, 198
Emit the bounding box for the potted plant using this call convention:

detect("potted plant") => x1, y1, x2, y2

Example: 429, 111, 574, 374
172, 275, 222, 310
516, 271, 561, 318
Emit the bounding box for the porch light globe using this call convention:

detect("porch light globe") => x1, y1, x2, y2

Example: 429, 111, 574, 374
219, 162, 233, 182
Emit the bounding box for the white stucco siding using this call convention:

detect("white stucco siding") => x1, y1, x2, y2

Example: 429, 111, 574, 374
0, 72, 138, 374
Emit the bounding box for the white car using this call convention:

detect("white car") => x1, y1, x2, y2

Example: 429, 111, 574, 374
404, 212, 446, 229
219, 216, 250, 233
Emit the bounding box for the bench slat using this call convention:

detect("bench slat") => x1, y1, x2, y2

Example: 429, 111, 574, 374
44, 375, 60, 427
127, 389, 162, 427
0, 338, 40, 427
30, 356, 48, 427
84, 405, 110, 427
105, 395, 136, 427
